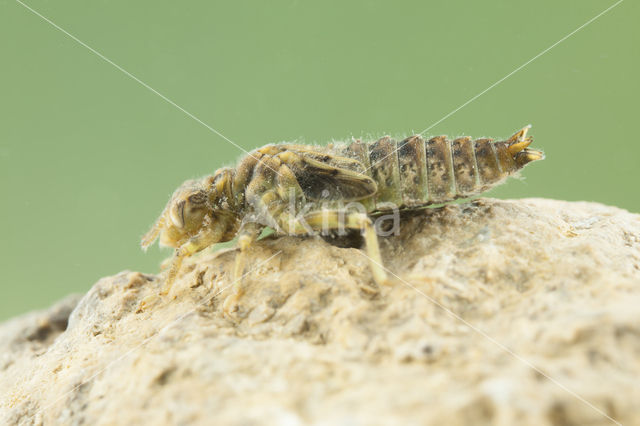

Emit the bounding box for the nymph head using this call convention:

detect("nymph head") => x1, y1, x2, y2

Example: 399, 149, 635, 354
141, 172, 239, 251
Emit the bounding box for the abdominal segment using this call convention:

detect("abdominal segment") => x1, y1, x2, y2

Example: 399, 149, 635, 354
350, 134, 526, 209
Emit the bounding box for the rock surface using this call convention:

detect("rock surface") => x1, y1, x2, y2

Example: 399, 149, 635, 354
1, 198, 640, 426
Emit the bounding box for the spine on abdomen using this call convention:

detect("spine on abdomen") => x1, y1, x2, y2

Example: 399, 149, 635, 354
343, 131, 541, 209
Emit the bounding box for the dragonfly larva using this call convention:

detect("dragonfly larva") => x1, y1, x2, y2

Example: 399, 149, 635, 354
140, 125, 543, 314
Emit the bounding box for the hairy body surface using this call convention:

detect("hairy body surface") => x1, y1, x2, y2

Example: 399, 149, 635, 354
141, 126, 543, 314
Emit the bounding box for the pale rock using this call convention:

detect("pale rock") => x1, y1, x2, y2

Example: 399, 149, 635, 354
1, 199, 639, 425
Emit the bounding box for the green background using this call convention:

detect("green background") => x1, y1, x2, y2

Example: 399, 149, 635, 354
1, 0, 637, 321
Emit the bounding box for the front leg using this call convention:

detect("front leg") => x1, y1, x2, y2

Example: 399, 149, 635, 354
137, 226, 221, 312
161, 225, 224, 295
137, 217, 230, 312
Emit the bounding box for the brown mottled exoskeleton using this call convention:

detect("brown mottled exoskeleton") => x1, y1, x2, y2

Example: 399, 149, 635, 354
141, 125, 543, 314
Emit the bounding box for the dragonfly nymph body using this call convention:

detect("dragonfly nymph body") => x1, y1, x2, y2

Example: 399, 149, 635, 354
141, 125, 543, 314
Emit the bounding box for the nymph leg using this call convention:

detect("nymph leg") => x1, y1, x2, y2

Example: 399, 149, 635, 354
302, 210, 390, 286
222, 221, 264, 315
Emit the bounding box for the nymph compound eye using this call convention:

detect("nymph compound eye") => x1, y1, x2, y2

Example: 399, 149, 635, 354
170, 200, 186, 228
188, 191, 207, 206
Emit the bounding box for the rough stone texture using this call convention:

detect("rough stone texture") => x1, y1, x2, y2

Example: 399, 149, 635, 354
1, 198, 639, 426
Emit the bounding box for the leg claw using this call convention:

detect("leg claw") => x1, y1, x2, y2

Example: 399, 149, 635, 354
222, 292, 243, 317
136, 292, 162, 313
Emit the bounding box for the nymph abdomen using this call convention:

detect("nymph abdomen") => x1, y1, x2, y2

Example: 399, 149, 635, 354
340, 126, 543, 210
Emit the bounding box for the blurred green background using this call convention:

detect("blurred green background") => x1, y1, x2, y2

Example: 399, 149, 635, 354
0, 0, 637, 321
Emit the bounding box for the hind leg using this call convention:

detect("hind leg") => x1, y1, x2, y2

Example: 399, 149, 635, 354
302, 210, 390, 287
